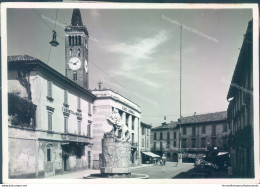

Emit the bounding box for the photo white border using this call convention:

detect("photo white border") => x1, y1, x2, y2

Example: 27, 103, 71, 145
1, 2, 259, 184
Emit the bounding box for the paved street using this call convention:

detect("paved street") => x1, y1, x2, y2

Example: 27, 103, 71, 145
45, 162, 194, 179
132, 162, 194, 179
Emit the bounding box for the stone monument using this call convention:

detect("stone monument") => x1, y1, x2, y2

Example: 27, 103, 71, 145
99, 109, 132, 177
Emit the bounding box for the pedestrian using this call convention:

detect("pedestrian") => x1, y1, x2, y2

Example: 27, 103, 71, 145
227, 165, 233, 178
162, 154, 166, 166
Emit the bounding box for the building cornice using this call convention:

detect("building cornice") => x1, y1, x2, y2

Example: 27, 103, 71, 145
92, 89, 141, 113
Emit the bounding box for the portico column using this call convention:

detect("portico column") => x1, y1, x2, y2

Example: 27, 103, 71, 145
128, 115, 132, 132
122, 112, 126, 125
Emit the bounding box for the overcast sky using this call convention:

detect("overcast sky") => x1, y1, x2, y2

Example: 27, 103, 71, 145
7, 8, 252, 127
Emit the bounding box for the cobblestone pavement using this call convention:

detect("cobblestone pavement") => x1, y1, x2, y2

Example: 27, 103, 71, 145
45, 164, 155, 179
131, 162, 194, 179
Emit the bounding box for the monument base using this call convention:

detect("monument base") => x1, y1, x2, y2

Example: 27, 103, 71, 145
100, 167, 131, 174
99, 137, 132, 175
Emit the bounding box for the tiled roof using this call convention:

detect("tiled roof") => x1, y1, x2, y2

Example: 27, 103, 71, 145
181, 111, 227, 124
152, 121, 178, 130
141, 122, 152, 128
8, 55, 40, 62
152, 111, 227, 130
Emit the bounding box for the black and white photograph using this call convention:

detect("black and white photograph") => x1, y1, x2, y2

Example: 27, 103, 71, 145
1, 3, 259, 184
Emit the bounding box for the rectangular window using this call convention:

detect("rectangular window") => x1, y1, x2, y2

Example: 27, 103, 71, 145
212, 137, 216, 147
202, 125, 206, 134
212, 125, 216, 136
142, 127, 145, 135
160, 132, 163, 140
201, 138, 206, 147
47, 81, 52, 98
174, 131, 177, 139
64, 117, 68, 133
64, 90, 68, 105
48, 112, 52, 131
132, 133, 134, 143
147, 139, 149, 148
142, 138, 144, 147
182, 139, 187, 148
77, 97, 81, 110
160, 142, 163, 151
167, 141, 170, 148
73, 71, 77, 81
183, 127, 187, 135
192, 138, 196, 148
47, 148, 51, 161
87, 123, 91, 137
132, 117, 135, 130
154, 133, 157, 140
78, 121, 81, 135
154, 142, 156, 150
167, 132, 170, 140
192, 126, 196, 137
223, 123, 227, 132
174, 141, 176, 147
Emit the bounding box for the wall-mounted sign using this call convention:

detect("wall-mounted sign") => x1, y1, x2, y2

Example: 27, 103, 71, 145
62, 107, 82, 118
121, 106, 135, 115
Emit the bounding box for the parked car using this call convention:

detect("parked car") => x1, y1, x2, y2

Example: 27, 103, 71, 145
191, 159, 214, 178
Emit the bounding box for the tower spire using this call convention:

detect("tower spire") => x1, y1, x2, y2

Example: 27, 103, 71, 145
71, 9, 83, 26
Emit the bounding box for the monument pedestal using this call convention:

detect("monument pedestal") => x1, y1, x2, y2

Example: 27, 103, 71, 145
99, 137, 131, 175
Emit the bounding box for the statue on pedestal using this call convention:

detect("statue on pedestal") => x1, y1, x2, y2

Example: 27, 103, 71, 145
106, 109, 130, 142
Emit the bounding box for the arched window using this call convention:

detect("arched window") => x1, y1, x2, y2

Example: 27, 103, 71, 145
73, 71, 77, 81
75, 35, 77, 46
78, 36, 81, 46
69, 36, 71, 46
72, 36, 74, 46
78, 49, 80, 57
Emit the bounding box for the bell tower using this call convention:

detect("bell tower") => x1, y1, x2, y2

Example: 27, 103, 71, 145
65, 9, 89, 89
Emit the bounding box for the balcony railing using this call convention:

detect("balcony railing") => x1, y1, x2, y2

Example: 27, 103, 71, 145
61, 133, 91, 144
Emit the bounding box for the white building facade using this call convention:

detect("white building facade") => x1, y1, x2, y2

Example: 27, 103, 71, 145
91, 89, 142, 168
8, 55, 95, 178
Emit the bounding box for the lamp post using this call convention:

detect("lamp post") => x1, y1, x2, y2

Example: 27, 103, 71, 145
178, 24, 183, 164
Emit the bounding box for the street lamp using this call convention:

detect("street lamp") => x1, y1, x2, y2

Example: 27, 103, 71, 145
178, 24, 183, 164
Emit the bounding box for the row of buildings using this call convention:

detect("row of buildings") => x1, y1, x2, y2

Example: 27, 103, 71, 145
149, 19, 255, 178
7, 9, 152, 178
151, 111, 229, 162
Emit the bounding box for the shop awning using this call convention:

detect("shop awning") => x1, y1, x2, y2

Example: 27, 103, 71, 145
142, 152, 160, 158
217, 152, 229, 156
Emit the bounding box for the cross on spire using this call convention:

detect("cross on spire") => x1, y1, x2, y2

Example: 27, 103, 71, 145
98, 81, 102, 90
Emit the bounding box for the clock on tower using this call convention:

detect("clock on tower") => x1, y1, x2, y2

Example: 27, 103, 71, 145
65, 9, 89, 90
